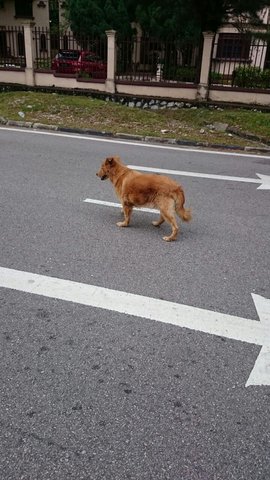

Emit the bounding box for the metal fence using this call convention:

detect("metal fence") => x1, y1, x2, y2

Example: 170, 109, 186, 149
116, 36, 201, 84
33, 28, 107, 74
210, 30, 270, 89
0, 26, 26, 69
3, 25, 270, 92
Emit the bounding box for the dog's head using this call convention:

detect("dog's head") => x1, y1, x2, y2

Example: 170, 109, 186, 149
96, 156, 120, 180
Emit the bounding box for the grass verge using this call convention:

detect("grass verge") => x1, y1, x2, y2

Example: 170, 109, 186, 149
0, 91, 269, 148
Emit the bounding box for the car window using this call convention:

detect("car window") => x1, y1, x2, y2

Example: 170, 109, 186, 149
84, 54, 101, 62
59, 51, 80, 60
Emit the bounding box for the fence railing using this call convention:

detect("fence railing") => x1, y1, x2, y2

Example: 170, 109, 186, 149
210, 30, 270, 89
33, 27, 107, 77
1, 24, 270, 98
116, 36, 201, 84
0, 26, 26, 69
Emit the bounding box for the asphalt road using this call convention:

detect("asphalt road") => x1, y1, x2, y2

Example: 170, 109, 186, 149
0, 127, 270, 480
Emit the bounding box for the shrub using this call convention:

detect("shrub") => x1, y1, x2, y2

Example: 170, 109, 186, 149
261, 69, 270, 89
232, 66, 270, 89
163, 65, 197, 82
210, 72, 223, 84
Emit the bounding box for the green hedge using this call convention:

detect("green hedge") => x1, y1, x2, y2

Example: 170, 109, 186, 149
232, 66, 270, 89
163, 66, 197, 82
209, 72, 223, 84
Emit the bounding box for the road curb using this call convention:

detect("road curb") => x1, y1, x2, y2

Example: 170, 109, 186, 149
1, 118, 270, 154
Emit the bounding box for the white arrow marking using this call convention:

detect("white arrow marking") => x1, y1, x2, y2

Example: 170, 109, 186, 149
128, 165, 270, 190
246, 345, 270, 387
0, 267, 269, 386
256, 173, 270, 190
246, 294, 270, 386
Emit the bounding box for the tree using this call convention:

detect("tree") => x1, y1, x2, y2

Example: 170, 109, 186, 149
187, 0, 270, 32
134, 1, 200, 40
65, 0, 133, 37
65, 0, 270, 38
134, 0, 270, 35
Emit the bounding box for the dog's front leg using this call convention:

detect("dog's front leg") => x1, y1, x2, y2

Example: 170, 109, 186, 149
117, 203, 133, 227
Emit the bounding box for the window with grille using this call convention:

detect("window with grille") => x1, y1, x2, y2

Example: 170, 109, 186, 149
216, 33, 250, 60
15, 0, 33, 18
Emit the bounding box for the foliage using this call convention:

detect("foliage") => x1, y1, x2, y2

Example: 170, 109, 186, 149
65, 0, 270, 39
232, 66, 270, 88
134, 1, 200, 40
261, 69, 270, 88
188, 0, 270, 32
163, 66, 197, 83
1, 91, 269, 146
65, 0, 133, 37
49, 0, 60, 33
209, 72, 224, 84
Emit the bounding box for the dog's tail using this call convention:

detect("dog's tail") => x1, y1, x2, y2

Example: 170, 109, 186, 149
174, 187, 192, 222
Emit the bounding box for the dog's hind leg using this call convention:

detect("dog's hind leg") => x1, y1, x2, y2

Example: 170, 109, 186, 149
175, 187, 192, 222
117, 202, 133, 227
158, 200, 179, 241
152, 214, 165, 227
162, 214, 178, 241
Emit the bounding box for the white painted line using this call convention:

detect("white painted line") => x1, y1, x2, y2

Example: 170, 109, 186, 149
246, 346, 270, 386
128, 165, 270, 190
128, 165, 260, 183
83, 198, 158, 214
0, 266, 269, 386
1, 126, 270, 159
256, 173, 270, 190
246, 294, 270, 386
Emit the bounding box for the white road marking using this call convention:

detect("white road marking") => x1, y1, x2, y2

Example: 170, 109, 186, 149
128, 165, 270, 190
256, 173, 270, 190
0, 266, 269, 387
246, 346, 270, 386
83, 198, 158, 213
247, 294, 270, 386
1, 126, 270, 159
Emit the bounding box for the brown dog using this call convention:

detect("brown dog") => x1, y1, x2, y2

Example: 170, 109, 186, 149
96, 156, 191, 241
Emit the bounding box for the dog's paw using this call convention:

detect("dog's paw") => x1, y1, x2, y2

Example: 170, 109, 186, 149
163, 235, 176, 242
117, 221, 128, 227
152, 220, 160, 227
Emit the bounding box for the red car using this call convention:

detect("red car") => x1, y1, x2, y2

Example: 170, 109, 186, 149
51, 49, 107, 78
76, 51, 107, 78
51, 50, 80, 74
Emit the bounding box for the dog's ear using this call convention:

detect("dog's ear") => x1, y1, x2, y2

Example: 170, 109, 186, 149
105, 157, 115, 166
